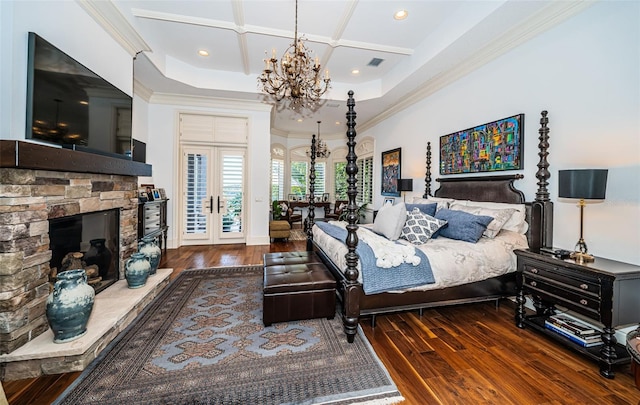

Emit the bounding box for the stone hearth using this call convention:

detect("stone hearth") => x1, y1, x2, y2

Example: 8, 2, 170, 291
0, 141, 156, 378
0, 269, 170, 380
0, 168, 139, 354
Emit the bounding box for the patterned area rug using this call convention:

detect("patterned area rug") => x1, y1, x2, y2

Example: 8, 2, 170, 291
54, 266, 403, 404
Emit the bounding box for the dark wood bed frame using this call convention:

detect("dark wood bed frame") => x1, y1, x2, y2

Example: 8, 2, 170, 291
307, 90, 554, 342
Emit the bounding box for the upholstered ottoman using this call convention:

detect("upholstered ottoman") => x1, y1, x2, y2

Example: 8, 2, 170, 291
269, 220, 291, 241
263, 251, 323, 267
263, 252, 336, 326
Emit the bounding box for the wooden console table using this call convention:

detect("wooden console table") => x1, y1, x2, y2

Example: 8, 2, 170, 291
515, 249, 640, 378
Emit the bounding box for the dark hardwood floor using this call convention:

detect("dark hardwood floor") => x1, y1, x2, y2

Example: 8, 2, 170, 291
4, 240, 639, 404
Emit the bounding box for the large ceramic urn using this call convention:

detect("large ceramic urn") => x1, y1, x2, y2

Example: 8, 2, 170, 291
125, 252, 151, 288
138, 236, 161, 275
46, 269, 95, 343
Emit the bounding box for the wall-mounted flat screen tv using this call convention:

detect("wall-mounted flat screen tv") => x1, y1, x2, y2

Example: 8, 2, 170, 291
25, 32, 133, 159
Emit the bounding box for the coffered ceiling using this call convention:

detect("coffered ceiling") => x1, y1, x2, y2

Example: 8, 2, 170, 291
90, 0, 593, 136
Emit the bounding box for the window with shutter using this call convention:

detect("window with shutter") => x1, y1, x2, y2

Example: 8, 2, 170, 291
271, 158, 284, 202
291, 161, 308, 196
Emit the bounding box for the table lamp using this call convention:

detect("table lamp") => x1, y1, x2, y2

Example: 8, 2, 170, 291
398, 178, 413, 202
558, 169, 608, 263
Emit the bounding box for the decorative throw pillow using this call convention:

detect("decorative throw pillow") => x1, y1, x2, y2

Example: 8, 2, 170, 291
404, 203, 437, 217
449, 202, 516, 238
412, 196, 455, 212
434, 209, 494, 243
400, 209, 448, 245
457, 200, 528, 234
373, 202, 407, 240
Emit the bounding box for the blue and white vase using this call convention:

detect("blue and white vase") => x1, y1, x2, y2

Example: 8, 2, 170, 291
138, 236, 161, 275
125, 252, 150, 289
46, 269, 95, 344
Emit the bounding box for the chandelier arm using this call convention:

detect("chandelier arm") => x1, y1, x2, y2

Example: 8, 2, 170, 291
258, 0, 331, 107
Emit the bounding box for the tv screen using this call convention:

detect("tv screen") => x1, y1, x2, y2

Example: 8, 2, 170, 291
25, 32, 133, 159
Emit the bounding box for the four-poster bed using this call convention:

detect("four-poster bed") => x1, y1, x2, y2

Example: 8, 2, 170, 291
305, 91, 553, 342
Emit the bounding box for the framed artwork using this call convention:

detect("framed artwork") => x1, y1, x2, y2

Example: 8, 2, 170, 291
381, 148, 401, 197
138, 190, 148, 203
152, 189, 161, 200
440, 114, 524, 175
322, 193, 330, 202
384, 197, 395, 205
288, 194, 297, 201
158, 188, 167, 199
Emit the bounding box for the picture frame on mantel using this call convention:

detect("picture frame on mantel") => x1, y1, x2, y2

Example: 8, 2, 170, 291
381, 148, 401, 197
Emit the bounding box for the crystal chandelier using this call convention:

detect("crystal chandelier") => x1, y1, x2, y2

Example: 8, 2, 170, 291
307, 121, 330, 158
258, 0, 331, 109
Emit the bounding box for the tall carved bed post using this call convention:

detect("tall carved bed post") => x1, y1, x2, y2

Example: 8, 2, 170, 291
517, 110, 554, 328
531, 110, 553, 251
343, 90, 360, 343
423, 142, 432, 198
306, 134, 317, 250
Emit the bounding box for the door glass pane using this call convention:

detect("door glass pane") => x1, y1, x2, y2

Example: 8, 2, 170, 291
222, 154, 244, 233
185, 152, 208, 234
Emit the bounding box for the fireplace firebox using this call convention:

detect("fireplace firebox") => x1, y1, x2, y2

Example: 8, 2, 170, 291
49, 209, 119, 294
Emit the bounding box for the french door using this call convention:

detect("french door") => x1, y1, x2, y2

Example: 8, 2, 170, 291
180, 145, 246, 245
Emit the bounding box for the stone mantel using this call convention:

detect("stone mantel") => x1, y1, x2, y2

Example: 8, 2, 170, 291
0, 143, 154, 358
0, 140, 152, 177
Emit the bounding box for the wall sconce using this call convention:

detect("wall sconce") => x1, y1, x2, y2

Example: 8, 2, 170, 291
398, 178, 413, 202
558, 169, 608, 263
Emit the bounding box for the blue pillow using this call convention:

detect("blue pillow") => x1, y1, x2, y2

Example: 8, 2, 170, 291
434, 209, 494, 243
405, 203, 437, 217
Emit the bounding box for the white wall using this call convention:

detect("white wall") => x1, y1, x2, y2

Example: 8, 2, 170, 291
360, 1, 640, 266
1, 0, 133, 139
142, 97, 272, 247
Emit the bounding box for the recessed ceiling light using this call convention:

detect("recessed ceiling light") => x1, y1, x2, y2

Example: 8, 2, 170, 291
297, 118, 303, 122
335, 121, 340, 125
198, 49, 209, 57
351, 69, 360, 75
394, 9, 408, 20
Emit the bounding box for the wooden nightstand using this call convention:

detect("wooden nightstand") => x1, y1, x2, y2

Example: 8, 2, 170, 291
514, 248, 640, 379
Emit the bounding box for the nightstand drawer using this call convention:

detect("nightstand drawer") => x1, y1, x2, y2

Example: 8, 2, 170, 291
522, 276, 600, 318
522, 262, 600, 296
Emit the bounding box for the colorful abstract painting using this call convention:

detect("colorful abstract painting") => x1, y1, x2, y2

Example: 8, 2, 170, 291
440, 114, 524, 175
381, 148, 401, 196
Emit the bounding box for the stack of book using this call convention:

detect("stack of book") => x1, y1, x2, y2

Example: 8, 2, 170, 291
544, 314, 604, 347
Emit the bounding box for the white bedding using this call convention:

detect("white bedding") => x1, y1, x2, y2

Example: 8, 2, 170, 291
312, 223, 528, 292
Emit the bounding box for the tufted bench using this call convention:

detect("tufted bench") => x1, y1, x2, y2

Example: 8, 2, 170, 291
263, 251, 336, 326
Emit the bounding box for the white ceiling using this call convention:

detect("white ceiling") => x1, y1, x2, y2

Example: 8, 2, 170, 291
101, 0, 593, 137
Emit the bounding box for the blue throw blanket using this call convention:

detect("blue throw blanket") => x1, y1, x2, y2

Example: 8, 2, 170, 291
315, 221, 435, 295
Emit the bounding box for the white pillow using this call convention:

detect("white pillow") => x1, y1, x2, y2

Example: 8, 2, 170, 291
412, 196, 455, 212
373, 202, 407, 240
449, 202, 516, 238
453, 200, 528, 234
400, 209, 448, 245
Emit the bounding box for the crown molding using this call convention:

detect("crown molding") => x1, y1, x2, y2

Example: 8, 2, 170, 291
133, 79, 153, 102
149, 92, 272, 112
359, 1, 595, 133
76, 0, 151, 56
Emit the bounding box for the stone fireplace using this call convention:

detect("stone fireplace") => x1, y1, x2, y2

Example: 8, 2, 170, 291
0, 140, 170, 380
